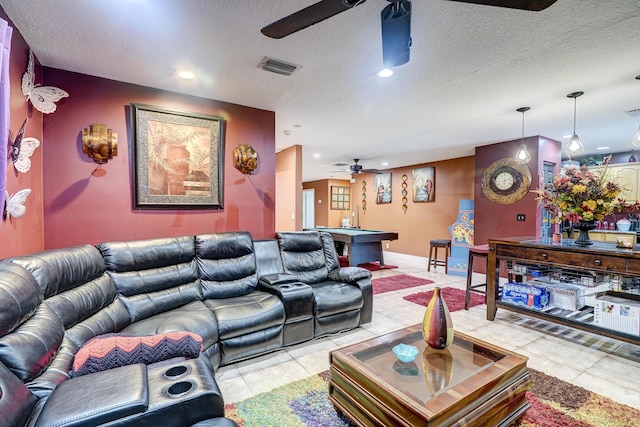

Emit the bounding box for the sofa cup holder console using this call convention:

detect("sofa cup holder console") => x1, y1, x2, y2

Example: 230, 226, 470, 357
163, 364, 191, 379
164, 379, 197, 398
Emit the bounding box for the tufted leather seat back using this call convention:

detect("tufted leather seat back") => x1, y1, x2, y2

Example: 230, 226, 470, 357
253, 239, 285, 277
319, 231, 340, 272
277, 231, 329, 284
0, 359, 38, 427
5, 245, 127, 396
98, 236, 200, 323
196, 232, 258, 298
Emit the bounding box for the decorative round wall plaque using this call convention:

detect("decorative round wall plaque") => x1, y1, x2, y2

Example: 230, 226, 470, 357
481, 158, 531, 204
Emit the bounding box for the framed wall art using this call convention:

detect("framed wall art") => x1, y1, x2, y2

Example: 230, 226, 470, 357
130, 103, 225, 209
375, 173, 392, 204
330, 185, 350, 210
412, 167, 435, 202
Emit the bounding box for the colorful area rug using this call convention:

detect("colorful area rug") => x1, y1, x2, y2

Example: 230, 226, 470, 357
372, 274, 433, 295
224, 369, 640, 427
404, 286, 485, 312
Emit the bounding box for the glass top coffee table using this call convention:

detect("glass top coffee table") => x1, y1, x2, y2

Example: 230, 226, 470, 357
329, 324, 531, 426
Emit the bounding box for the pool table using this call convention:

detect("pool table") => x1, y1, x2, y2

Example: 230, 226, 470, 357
308, 228, 399, 267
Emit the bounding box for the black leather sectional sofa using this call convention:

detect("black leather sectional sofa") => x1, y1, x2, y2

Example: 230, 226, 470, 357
0, 231, 373, 427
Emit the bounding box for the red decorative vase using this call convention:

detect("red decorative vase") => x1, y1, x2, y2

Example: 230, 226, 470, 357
421, 287, 454, 350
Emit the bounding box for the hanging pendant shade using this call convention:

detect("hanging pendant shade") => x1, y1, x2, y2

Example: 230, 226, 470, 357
514, 107, 531, 164
632, 75, 640, 147
632, 125, 640, 148
565, 91, 584, 157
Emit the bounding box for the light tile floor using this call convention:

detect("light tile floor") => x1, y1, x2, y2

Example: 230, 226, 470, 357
216, 252, 640, 409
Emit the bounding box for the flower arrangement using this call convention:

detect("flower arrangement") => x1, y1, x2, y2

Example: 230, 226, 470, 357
533, 157, 630, 224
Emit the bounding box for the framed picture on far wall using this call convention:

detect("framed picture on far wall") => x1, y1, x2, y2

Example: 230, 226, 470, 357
130, 103, 225, 210
330, 185, 350, 210
412, 167, 435, 202
375, 173, 392, 204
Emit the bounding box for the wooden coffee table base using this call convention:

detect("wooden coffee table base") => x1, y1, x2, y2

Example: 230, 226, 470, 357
328, 325, 531, 427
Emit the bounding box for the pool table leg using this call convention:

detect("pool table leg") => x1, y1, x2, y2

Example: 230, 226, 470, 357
347, 242, 385, 267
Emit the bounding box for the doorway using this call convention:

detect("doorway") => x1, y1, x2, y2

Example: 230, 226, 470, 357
302, 189, 315, 229
541, 162, 555, 239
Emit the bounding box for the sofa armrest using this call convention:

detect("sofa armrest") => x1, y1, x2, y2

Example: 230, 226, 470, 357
35, 363, 148, 427
258, 273, 299, 286
327, 266, 372, 283
327, 267, 373, 325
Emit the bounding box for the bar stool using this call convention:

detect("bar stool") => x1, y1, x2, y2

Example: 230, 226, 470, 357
427, 239, 451, 273
465, 244, 489, 310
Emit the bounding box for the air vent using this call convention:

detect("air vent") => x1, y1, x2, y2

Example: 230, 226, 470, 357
259, 57, 300, 76
626, 108, 640, 117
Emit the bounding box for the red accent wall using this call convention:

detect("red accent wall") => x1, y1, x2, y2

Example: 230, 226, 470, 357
40, 69, 275, 249
474, 136, 561, 246
0, 10, 45, 258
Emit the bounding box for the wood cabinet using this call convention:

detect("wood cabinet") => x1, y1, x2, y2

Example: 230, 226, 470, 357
606, 163, 640, 203
487, 237, 640, 345
569, 231, 637, 244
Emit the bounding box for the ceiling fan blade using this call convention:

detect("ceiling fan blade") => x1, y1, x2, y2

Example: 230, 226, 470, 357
446, 0, 557, 11
360, 169, 383, 174
261, 0, 367, 39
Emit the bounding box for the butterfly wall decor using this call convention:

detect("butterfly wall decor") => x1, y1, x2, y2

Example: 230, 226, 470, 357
22, 50, 68, 114
7, 113, 40, 175
3, 189, 31, 221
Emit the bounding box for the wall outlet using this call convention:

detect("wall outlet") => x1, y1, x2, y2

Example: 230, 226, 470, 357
516, 214, 526, 221
386, 243, 390, 249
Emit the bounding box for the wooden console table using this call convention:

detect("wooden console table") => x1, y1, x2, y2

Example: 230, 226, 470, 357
487, 237, 640, 346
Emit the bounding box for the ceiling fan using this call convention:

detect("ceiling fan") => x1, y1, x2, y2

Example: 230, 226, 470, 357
330, 159, 383, 174
261, 0, 558, 40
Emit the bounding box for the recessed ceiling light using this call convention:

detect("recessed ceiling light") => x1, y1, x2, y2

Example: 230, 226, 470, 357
178, 70, 194, 80
312, 153, 321, 159
381, 161, 389, 166
596, 146, 611, 150
378, 68, 393, 78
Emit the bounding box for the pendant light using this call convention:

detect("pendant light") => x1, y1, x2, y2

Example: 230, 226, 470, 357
514, 107, 531, 164
632, 127, 640, 148
565, 91, 584, 157
631, 75, 640, 147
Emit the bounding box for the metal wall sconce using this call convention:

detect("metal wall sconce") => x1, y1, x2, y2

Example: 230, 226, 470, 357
514, 106, 531, 164
233, 144, 258, 174
82, 123, 118, 164
565, 91, 585, 157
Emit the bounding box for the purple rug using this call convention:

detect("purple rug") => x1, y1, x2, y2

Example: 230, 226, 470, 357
372, 274, 433, 295
403, 287, 485, 312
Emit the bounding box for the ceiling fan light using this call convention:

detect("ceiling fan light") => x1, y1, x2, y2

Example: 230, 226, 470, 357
566, 134, 584, 156
632, 125, 640, 148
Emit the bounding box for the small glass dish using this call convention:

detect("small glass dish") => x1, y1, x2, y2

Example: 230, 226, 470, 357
616, 236, 633, 249
392, 343, 419, 363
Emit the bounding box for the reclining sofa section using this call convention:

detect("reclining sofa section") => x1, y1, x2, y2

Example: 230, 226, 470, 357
0, 230, 372, 427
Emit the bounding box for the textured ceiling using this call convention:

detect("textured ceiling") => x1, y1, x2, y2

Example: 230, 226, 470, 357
3, 0, 640, 181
